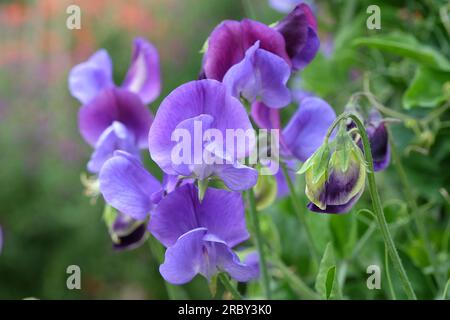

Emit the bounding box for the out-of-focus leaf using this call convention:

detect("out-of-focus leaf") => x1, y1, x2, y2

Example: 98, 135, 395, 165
403, 66, 450, 109
329, 213, 357, 258
315, 243, 341, 299
353, 33, 450, 71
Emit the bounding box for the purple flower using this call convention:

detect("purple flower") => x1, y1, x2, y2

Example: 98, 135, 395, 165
148, 80, 258, 191
202, 4, 318, 82
99, 151, 162, 221
274, 3, 320, 71
79, 88, 153, 173
69, 37, 161, 105
283, 97, 336, 162
223, 41, 291, 108
268, 0, 309, 13
149, 184, 259, 284
111, 212, 148, 251
365, 109, 390, 171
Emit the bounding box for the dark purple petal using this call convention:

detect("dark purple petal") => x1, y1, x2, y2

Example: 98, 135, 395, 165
160, 228, 208, 285
122, 38, 161, 105
148, 80, 254, 175
68, 49, 114, 104
204, 19, 290, 81
324, 162, 362, 206
113, 223, 148, 251
87, 121, 140, 173
282, 97, 336, 161
366, 110, 390, 171
99, 151, 162, 220
251, 101, 281, 130
223, 41, 291, 108
275, 3, 319, 70
307, 190, 363, 214
79, 88, 153, 148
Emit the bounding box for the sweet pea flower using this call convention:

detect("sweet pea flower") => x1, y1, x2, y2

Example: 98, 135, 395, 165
299, 123, 367, 214
148, 80, 258, 192
364, 109, 390, 171
223, 41, 291, 108
149, 184, 259, 284
99, 151, 162, 221
203, 4, 319, 82
110, 212, 148, 251
69, 37, 161, 105
79, 88, 153, 173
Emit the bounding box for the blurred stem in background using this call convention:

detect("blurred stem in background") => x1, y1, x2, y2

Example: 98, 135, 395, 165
281, 163, 320, 268
326, 113, 417, 300
247, 189, 271, 299
218, 273, 242, 300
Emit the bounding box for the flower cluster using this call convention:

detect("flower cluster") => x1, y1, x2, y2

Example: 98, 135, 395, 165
69, 3, 389, 286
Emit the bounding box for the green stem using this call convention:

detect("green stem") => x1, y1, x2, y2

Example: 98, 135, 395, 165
218, 273, 242, 300
389, 134, 444, 288
281, 163, 320, 266
274, 260, 320, 300
385, 245, 397, 300
247, 189, 271, 299
326, 113, 417, 299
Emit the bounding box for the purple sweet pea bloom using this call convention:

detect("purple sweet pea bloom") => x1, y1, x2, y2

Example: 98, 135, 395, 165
148, 80, 258, 191
69, 37, 161, 105
110, 212, 148, 251
79, 88, 153, 173
149, 184, 259, 284
366, 109, 390, 171
203, 19, 291, 81
274, 3, 320, 70
99, 151, 162, 221
223, 41, 291, 108
282, 97, 336, 162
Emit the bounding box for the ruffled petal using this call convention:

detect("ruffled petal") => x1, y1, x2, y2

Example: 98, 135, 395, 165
122, 38, 161, 105
99, 151, 162, 220
87, 121, 140, 173
68, 49, 114, 104
204, 19, 290, 81
214, 162, 259, 191
275, 3, 319, 70
282, 97, 336, 161
78, 88, 153, 147
223, 41, 291, 108
159, 228, 208, 285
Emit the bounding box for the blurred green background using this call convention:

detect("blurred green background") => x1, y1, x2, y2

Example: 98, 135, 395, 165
0, 0, 449, 299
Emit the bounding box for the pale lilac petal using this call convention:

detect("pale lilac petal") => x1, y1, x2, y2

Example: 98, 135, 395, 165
282, 97, 336, 161
275, 3, 319, 70
122, 38, 161, 104
204, 19, 290, 81
148, 80, 254, 175
268, 0, 304, 13
160, 228, 208, 285
149, 184, 199, 247
87, 121, 140, 173
214, 162, 259, 191
223, 41, 291, 108
99, 151, 162, 220
68, 49, 114, 104
79, 88, 152, 147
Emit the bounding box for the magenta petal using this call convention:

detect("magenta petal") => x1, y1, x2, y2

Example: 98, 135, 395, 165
275, 3, 320, 70
78, 88, 153, 147
251, 101, 281, 130
99, 151, 162, 220
122, 38, 161, 105
204, 19, 290, 81
68, 49, 114, 104
223, 41, 291, 108
160, 228, 208, 285
282, 97, 336, 161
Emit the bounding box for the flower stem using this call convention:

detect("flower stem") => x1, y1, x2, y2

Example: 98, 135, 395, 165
347, 113, 417, 300
281, 163, 320, 266
218, 273, 242, 300
247, 188, 271, 299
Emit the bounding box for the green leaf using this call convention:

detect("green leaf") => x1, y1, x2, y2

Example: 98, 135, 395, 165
315, 243, 342, 299
353, 33, 450, 71
329, 214, 357, 258
403, 66, 450, 109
